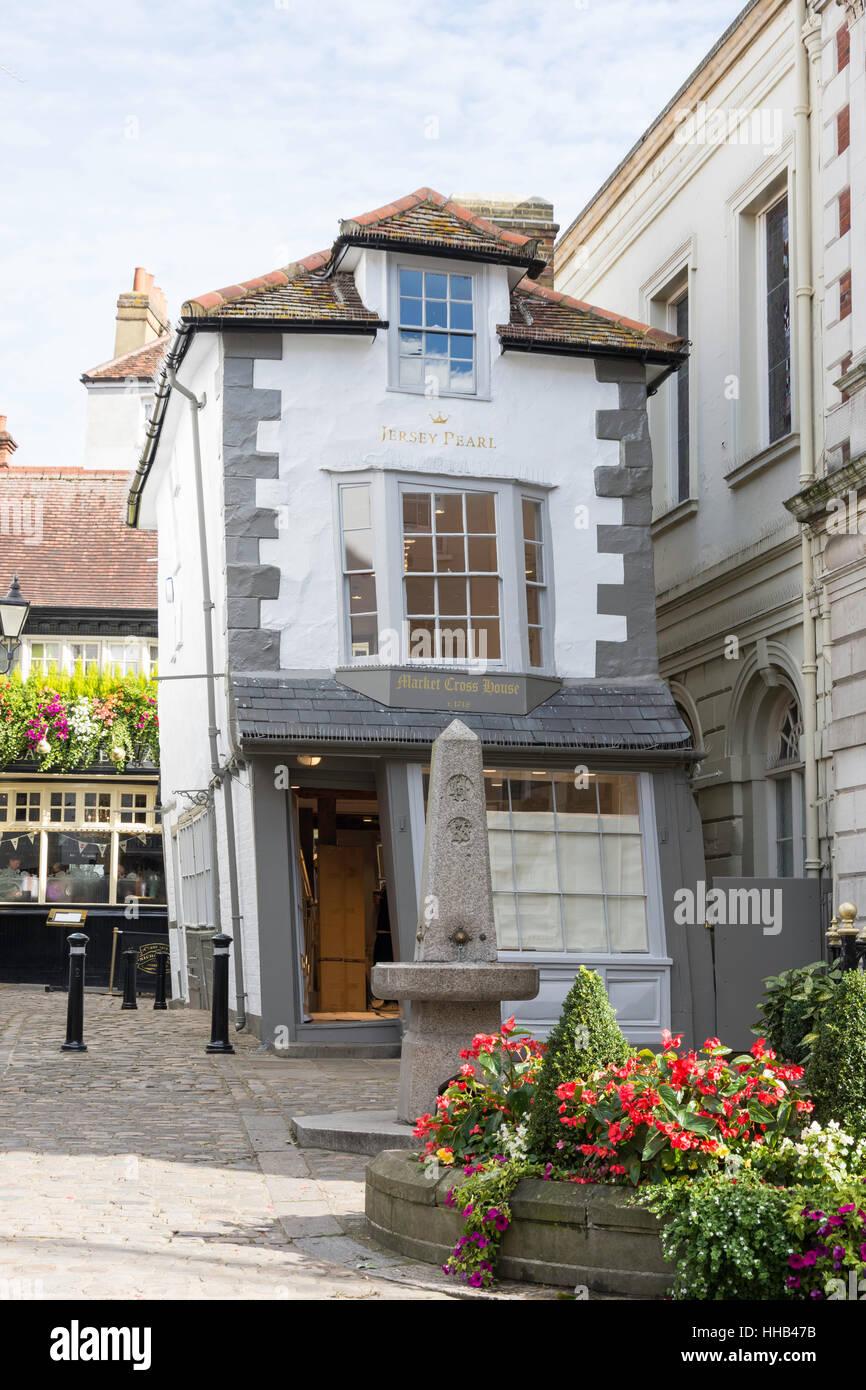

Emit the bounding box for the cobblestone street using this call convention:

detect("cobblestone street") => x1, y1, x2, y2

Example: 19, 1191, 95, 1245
0, 986, 479, 1301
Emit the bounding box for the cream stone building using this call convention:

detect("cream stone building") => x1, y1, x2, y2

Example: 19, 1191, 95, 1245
556, 0, 864, 931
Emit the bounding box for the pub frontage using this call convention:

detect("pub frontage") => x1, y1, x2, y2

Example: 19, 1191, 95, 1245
0, 462, 168, 990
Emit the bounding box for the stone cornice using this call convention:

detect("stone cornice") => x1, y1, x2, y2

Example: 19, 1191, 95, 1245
784, 452, 866, 523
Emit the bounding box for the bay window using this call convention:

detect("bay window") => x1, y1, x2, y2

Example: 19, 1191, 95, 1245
337, 473, 550, 671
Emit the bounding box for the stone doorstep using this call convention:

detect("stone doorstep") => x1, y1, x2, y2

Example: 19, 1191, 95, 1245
290, 1111, 418, 1156
366, 1150, 670, 1298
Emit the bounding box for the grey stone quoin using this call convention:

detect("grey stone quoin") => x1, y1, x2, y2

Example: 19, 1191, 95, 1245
372, 719, 539, 1122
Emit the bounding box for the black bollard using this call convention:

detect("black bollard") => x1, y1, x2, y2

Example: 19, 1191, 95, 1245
153, 949, 168, 1011
205, 933, 234, 1054
121, 947, 138, 1010
61, 933, 89, 1052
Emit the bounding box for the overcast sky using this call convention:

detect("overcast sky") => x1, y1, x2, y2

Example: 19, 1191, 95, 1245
2, 0, 746, 468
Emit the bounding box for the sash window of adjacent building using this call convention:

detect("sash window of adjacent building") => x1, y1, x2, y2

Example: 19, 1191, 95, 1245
766, 195, 791, 444
673, 292, 690, 503
397, 268, 475, 395
402, 486, 500, 663
768, 698, 805, 877
176, 811, 214, 927
482, 770, 649, 954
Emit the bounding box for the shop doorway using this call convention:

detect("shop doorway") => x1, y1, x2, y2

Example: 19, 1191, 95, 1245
292, 788, 397, 1023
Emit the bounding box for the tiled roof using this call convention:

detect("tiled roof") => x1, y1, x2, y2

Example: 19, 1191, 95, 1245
181, 187, 549, 324
81, 336, 170, 383
0, 469, 156, 609
232, 676, 691, 752
182, 252, 385, 325
338, 188, 544, 272
499, 282, 685, 358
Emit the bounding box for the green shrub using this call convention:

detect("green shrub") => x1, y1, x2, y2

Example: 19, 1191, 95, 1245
642, 1172, 794, 1300
754, 960, 843, 1065
527, 965, 629, 1161
806, 970, 866, 1139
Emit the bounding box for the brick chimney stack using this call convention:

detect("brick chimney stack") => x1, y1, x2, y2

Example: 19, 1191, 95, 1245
454, 195, 559, 286
113, 267, 170, 359
0, 415, 18, 469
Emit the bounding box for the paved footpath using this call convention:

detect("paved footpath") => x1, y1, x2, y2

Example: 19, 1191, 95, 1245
0, 987, 552, 1302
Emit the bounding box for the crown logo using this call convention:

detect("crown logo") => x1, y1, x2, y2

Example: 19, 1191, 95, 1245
429, 411, 449, 424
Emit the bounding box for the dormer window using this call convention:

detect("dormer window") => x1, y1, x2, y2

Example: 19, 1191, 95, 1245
390, 259, 487, 398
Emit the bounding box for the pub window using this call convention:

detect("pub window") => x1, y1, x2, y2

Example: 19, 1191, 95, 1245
765, 195, 791, 443
29, 641, 62, 674
70, 642, 100, 672
104, 643, 141, 676
0, 830, 40, 902
0, 791, 7, 822
119, 792, 150, 824
396, 268, 476, 396
50, 790, 77, 823
340, 484, 379, 659
83, 790, 112, 823
15, 790, 40, 823
402, 486, 501, 663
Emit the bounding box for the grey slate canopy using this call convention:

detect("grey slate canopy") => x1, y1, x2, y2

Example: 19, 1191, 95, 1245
231, 676, 692, 753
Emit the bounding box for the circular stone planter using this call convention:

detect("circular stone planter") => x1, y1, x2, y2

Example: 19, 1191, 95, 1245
365, 1151, 670, 1298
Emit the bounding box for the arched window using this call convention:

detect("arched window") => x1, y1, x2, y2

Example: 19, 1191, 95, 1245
767, 696, 805, 877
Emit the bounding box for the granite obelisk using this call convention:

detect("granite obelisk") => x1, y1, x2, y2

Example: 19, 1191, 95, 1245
372, 719, 539, 1122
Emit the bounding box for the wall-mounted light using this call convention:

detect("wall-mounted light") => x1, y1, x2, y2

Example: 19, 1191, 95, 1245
297, 754, 322, 767
0, 575, 30, 674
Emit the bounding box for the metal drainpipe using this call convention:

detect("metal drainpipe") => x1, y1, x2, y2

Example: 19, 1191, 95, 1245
166, 367, 246, 1026
793, 0, 821, 879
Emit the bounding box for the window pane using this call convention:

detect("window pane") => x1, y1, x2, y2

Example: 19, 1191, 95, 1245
117, 833, 166, 903
528, 627, 542, 668
400, 298, 422, 327
526, 587, 540, 625
0, 831, 39, 901
399, 357, 422, 385
484, 774, 510, 813
562, 896, 607, 951
348, 574, 377, 614
403, 493, 432, 534
408, 619, 435, 660
517, 895, 563, 951
450, 274, 472, 300
466, 492, 495, 533
350, 615, 378, 657
522, 498, 540, 542
404, 535, 433, 572
509, 773, 554, 816
471, 618, 501, 661
493, 895, 519, 950
559, 835, 604, 893
344, 530, 373, 571
405, 577, 435, 614
766, 197, 791, 443
436, 621, 468, 661
435, 535, 465, 572
46, 831, 111, 903
489, 830, 514, 891
470, 577, 499, 616
425, 299, 447, 328
437, 576, 467, 615
342, 486, 370, 530
400, 269, 423, 297
450, 334, 473, 359
425, 272, 447, 299
597, 775, 640, 828
603, 836, 645, 895
524, 542, 541, 582
467, 536, 497, 571
434, 493, 463, 532
399, 330, 423, 356
607, 898, 649, 952
426, 332, 448, 358
450, 301, 473, 331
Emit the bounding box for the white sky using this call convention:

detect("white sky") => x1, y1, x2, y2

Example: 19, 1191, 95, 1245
2, 0, 746, 468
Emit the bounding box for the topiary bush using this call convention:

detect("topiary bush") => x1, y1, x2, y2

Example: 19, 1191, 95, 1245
527, 965, 630, 1161
806, 970, 866, 1139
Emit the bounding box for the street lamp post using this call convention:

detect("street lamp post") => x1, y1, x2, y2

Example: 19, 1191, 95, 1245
0, 575, 30, 674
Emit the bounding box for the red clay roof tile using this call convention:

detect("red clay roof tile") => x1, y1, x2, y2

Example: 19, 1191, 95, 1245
81, 337, 170, 383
